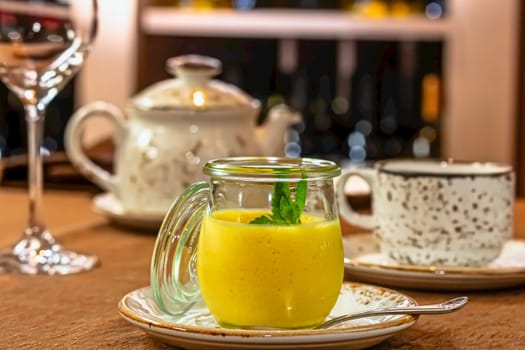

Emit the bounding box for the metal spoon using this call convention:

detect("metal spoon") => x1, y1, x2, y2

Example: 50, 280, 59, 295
316, 296, 468, 329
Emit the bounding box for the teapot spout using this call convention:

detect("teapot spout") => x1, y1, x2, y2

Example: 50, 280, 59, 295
256, 104, 301, 156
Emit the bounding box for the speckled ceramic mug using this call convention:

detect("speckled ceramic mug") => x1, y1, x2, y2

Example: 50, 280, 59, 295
337, 160, 515, 267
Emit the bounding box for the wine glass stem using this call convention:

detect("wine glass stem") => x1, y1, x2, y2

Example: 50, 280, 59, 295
24, 104, 46, 233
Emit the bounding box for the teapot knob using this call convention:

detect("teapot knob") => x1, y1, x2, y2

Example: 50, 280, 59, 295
166, 55, 222, 83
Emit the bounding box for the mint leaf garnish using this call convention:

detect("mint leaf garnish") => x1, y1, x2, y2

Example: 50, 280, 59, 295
250, 174, 307, 225
250, 215, 273, 225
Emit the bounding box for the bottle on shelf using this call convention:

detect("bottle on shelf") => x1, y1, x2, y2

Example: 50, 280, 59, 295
292, 40, 338, 158
414, 72, 441, 157
412, 41, 443, 158
342, 39, 444, 162
347, 41, 385, 161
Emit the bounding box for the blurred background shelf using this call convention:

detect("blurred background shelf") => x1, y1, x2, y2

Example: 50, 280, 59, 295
141, 8, 450, 40
2, 0, 524, 192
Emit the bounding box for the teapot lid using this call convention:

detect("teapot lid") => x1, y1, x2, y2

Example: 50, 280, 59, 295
132, 55, 258, 112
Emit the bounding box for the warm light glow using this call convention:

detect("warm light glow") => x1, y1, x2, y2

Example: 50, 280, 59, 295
420, 126, 437, 142
32, 22, 41, 33
24, 90, 36, 102
192, 90, 205, 107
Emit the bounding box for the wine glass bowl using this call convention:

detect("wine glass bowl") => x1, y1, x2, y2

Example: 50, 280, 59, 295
0, 0, 98, 274
0, 1, 94, 105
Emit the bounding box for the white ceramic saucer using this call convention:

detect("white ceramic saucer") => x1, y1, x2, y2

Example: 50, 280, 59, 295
92, 193, 165, 231
118, 282, 418, 350
344, 233, 525, 291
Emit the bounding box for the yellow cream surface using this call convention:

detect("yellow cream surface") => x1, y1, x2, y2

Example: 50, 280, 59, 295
197, 209, 344, 329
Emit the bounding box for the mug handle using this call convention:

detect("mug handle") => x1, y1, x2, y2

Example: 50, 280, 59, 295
64, 101, 127, 196
336, 168, 377, 230
150, 181, 210, 315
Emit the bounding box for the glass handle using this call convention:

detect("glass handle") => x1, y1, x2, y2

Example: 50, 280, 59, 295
150, 181, 209, 315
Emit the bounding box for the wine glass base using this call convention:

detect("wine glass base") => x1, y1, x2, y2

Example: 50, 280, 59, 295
0, 228, 99, 275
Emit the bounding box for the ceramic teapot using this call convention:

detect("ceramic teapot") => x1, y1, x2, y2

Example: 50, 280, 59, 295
64, 55, 300, 214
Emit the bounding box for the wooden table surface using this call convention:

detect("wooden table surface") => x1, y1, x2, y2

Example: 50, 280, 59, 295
1, 188, 524, 349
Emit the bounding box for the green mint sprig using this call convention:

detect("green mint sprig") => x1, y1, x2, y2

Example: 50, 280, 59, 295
250, 175, 307, 225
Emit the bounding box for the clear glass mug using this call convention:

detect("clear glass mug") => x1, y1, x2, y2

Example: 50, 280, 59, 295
151, 157, 344, 329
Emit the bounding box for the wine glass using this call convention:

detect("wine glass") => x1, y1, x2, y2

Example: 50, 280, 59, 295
0, 0, 98, 274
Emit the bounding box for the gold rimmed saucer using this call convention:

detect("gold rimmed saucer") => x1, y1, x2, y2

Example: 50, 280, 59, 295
344, 233, 525, 291
118, 282, 417, 350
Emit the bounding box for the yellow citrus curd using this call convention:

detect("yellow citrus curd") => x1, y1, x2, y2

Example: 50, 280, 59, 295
197, 209, 344, 329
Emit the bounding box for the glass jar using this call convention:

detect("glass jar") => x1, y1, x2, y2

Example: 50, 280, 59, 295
151, 157, 343, 329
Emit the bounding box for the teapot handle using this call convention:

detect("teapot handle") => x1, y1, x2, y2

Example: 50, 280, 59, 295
64, 101, 127, 196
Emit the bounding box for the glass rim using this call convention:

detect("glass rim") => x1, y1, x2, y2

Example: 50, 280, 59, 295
203, 157, 341, 181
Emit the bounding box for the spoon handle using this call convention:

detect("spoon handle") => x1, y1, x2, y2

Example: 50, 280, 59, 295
317, 296, 468, 329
